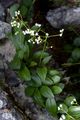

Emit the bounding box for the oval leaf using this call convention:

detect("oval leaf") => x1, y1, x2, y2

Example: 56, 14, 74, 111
40, 86, 54, 98
33, 51, 49, 59
68, 106, 80, 119
49, 70, 60, 76
52, 86, 62, 94
34, 89, 45, 107
37, 67, 47, 81
64, 96, 76, 107
42, 56, 52, 65
46, 98, 57, 116
19, 65, 31, 81
25, 86, 35, 96
32, 74, 42, 86
51, 75, 61, 84
42, 77, 54, 86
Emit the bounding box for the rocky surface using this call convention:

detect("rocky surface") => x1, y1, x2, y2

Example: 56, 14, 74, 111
0, 89, 25, 120
0, 0, 17, 8
0, 21, 11, 40
0, 4, 5, 21
0, 40, 16, 62
46, 6, 80, 28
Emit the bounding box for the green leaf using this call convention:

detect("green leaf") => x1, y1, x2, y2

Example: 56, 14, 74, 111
25, 86, 35, 96
42, 56, 52, 65
12, 31, 25, 50
51, 75, 61, 84
73, 37, 80, 47
46, 98, 57, 116
9, 4, 19, 17
52, 86, 62, 94
22, 0, 33, 7
42, 77, 54, 85
18, 43, 29, 60
30, 61, 37, 67
40, 86, 54, 98
37, 67, 47, 81
57, 83, 65, 90
68, 106, 80, 119
64, 96, 76, 107
49, 70, 60, 76
72, 48, 80, 61
9, 54, 21, 69
33, 51, 49, 59
34, 89, 45, 107
20, 5, 28, 16
32, 74, 42, 86
19, 65, 31, 81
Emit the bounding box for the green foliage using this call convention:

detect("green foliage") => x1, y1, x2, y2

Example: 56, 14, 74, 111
58, 96, 80, 120
46, 98, 57, 116
9, 11, 64, 117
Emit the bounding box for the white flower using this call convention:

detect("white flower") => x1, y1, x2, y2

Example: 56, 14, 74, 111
59, 33, 63, 37
50, 46, 53, 48
46, 33, 49, 36
59, 117, 63, 120
17, 22, 20, 28
0, 100, 3, 108
35, 32, 38, 36
15, 10, 20, 17
58, 107, 60, 111
60, 29, 64, 33
22, 30, 26, 35
59, 104, 62, 108
11, 21, 17, 27
35, 23, 41, 27
61, 114, 66, 120
17, 10, 20, 15
59, 29, 64, 37
30, 30, 35, 36
15, 11, 17, 17
73, 98, 76, 102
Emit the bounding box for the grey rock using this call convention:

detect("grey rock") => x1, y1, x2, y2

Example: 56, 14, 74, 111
0, 21, 11, 39
0, 0, 17, 8
0, 4, 5, 21
0, 40, 16, 62
0, 89, 24, 120
8, 83, 58, 120
46, 6, 80, 28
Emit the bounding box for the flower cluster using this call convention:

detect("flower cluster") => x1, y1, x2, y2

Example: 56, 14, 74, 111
15, 10, 20, 17
59, 114, 66, 120
59, 29, 64, 37
35, 23, 41, 27
11, 20, 20, 28
22, 29, 35, 36
58, 104, 63, 111
71, 98, 77, 105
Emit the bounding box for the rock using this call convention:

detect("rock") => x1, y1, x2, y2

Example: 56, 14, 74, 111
0, 4, 5, 21
46, 6, 80, 28
0, 40, 16, 62
7, 83, 58, 120
0, 89, 24, 120
0, 21, 11, 40
0, 0, 17, 8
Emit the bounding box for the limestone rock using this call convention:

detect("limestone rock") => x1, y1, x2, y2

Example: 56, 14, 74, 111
46, 6, 80, 28
0, 21, 11, 39
0, 89, 24, 120
0, 4, 5, 21
0, 40, 16, 62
